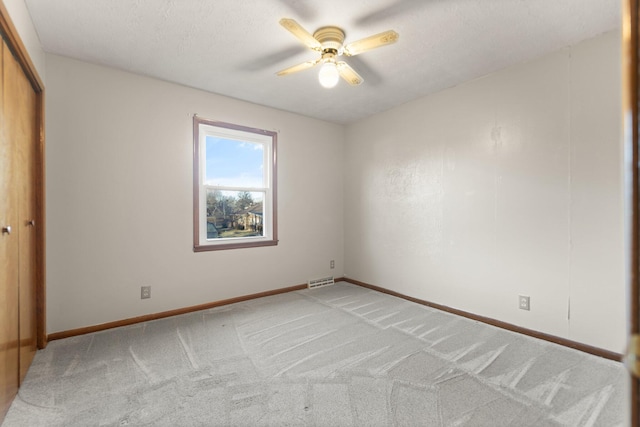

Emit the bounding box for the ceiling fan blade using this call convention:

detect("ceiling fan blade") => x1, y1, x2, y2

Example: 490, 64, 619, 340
336, 62, 364, 86
355, 0, 430, 26
279, 18, 322, 51
276, 58, 321, 76
343, 30, 399, 56
243, 46, 306, 72
278, 0, 317, 21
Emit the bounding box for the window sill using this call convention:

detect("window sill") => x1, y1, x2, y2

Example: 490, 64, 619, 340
193, 239, 278, 252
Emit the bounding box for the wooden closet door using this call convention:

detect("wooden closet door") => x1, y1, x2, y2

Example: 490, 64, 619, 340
13, 38, 37, 382
0, 39, 20, 419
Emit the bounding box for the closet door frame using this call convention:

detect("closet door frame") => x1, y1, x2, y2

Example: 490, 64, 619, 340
0, 3, 46, 350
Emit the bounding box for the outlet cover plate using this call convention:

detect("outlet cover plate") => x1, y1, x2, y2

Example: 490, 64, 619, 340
519, 295, 530, 311
141, 286, 151, 299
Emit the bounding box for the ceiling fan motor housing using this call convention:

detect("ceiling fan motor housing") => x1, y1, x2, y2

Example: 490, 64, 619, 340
313, 26, 345, 52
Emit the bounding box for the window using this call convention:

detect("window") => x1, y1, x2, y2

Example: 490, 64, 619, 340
193, 117, 277, 251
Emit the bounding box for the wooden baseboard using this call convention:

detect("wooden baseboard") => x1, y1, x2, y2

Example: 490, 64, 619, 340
47, 282, 321, 341
342, 277, 623, 362
50, 276, 618, 363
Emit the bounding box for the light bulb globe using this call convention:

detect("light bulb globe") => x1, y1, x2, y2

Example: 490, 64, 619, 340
318, 62, 339, 88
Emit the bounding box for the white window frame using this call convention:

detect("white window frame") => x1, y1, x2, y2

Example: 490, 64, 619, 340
193, 116, 278, 251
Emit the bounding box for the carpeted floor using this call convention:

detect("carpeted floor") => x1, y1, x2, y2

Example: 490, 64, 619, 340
2, 282, 628, 426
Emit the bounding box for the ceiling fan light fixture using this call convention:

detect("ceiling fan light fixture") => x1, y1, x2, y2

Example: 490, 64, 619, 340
277, 19, 398, 88
318, 61, 339, 88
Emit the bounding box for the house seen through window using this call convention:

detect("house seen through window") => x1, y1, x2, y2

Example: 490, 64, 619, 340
193, 117, 277, 251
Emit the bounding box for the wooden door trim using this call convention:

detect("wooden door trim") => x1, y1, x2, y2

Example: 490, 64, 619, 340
0, 3, 46, 349
624, 1, 640, 425
0, 3, 43, 92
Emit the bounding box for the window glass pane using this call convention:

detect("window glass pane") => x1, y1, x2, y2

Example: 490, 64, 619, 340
194, 117, 277, 251
206, 190, 265, 239
205, 136, 264, 187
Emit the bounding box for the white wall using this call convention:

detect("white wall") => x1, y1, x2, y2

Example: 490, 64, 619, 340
29, 7, 626, 352
1, 0, 45, 81
344, 31, 625, 353
45, 54, 344, 333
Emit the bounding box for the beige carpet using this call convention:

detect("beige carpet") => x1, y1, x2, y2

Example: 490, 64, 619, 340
2, 282, 627, 426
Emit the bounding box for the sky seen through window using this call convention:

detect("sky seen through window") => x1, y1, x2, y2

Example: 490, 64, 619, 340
205, 136, 264, 188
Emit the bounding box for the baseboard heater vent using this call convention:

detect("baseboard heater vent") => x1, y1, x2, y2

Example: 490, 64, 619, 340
308, 276, 335, 289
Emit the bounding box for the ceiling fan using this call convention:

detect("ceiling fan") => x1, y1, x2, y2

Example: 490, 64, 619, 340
276, 18, 399, 88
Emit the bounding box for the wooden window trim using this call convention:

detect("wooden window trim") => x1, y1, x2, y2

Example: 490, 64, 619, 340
193, 116, 278, 252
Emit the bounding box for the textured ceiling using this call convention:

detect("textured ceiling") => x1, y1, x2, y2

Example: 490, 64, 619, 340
24, 0, 620, 124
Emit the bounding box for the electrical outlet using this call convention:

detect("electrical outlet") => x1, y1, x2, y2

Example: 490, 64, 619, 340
519, 295, 530, 311
141, 286, 151, 299
330, 260, 335, 269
